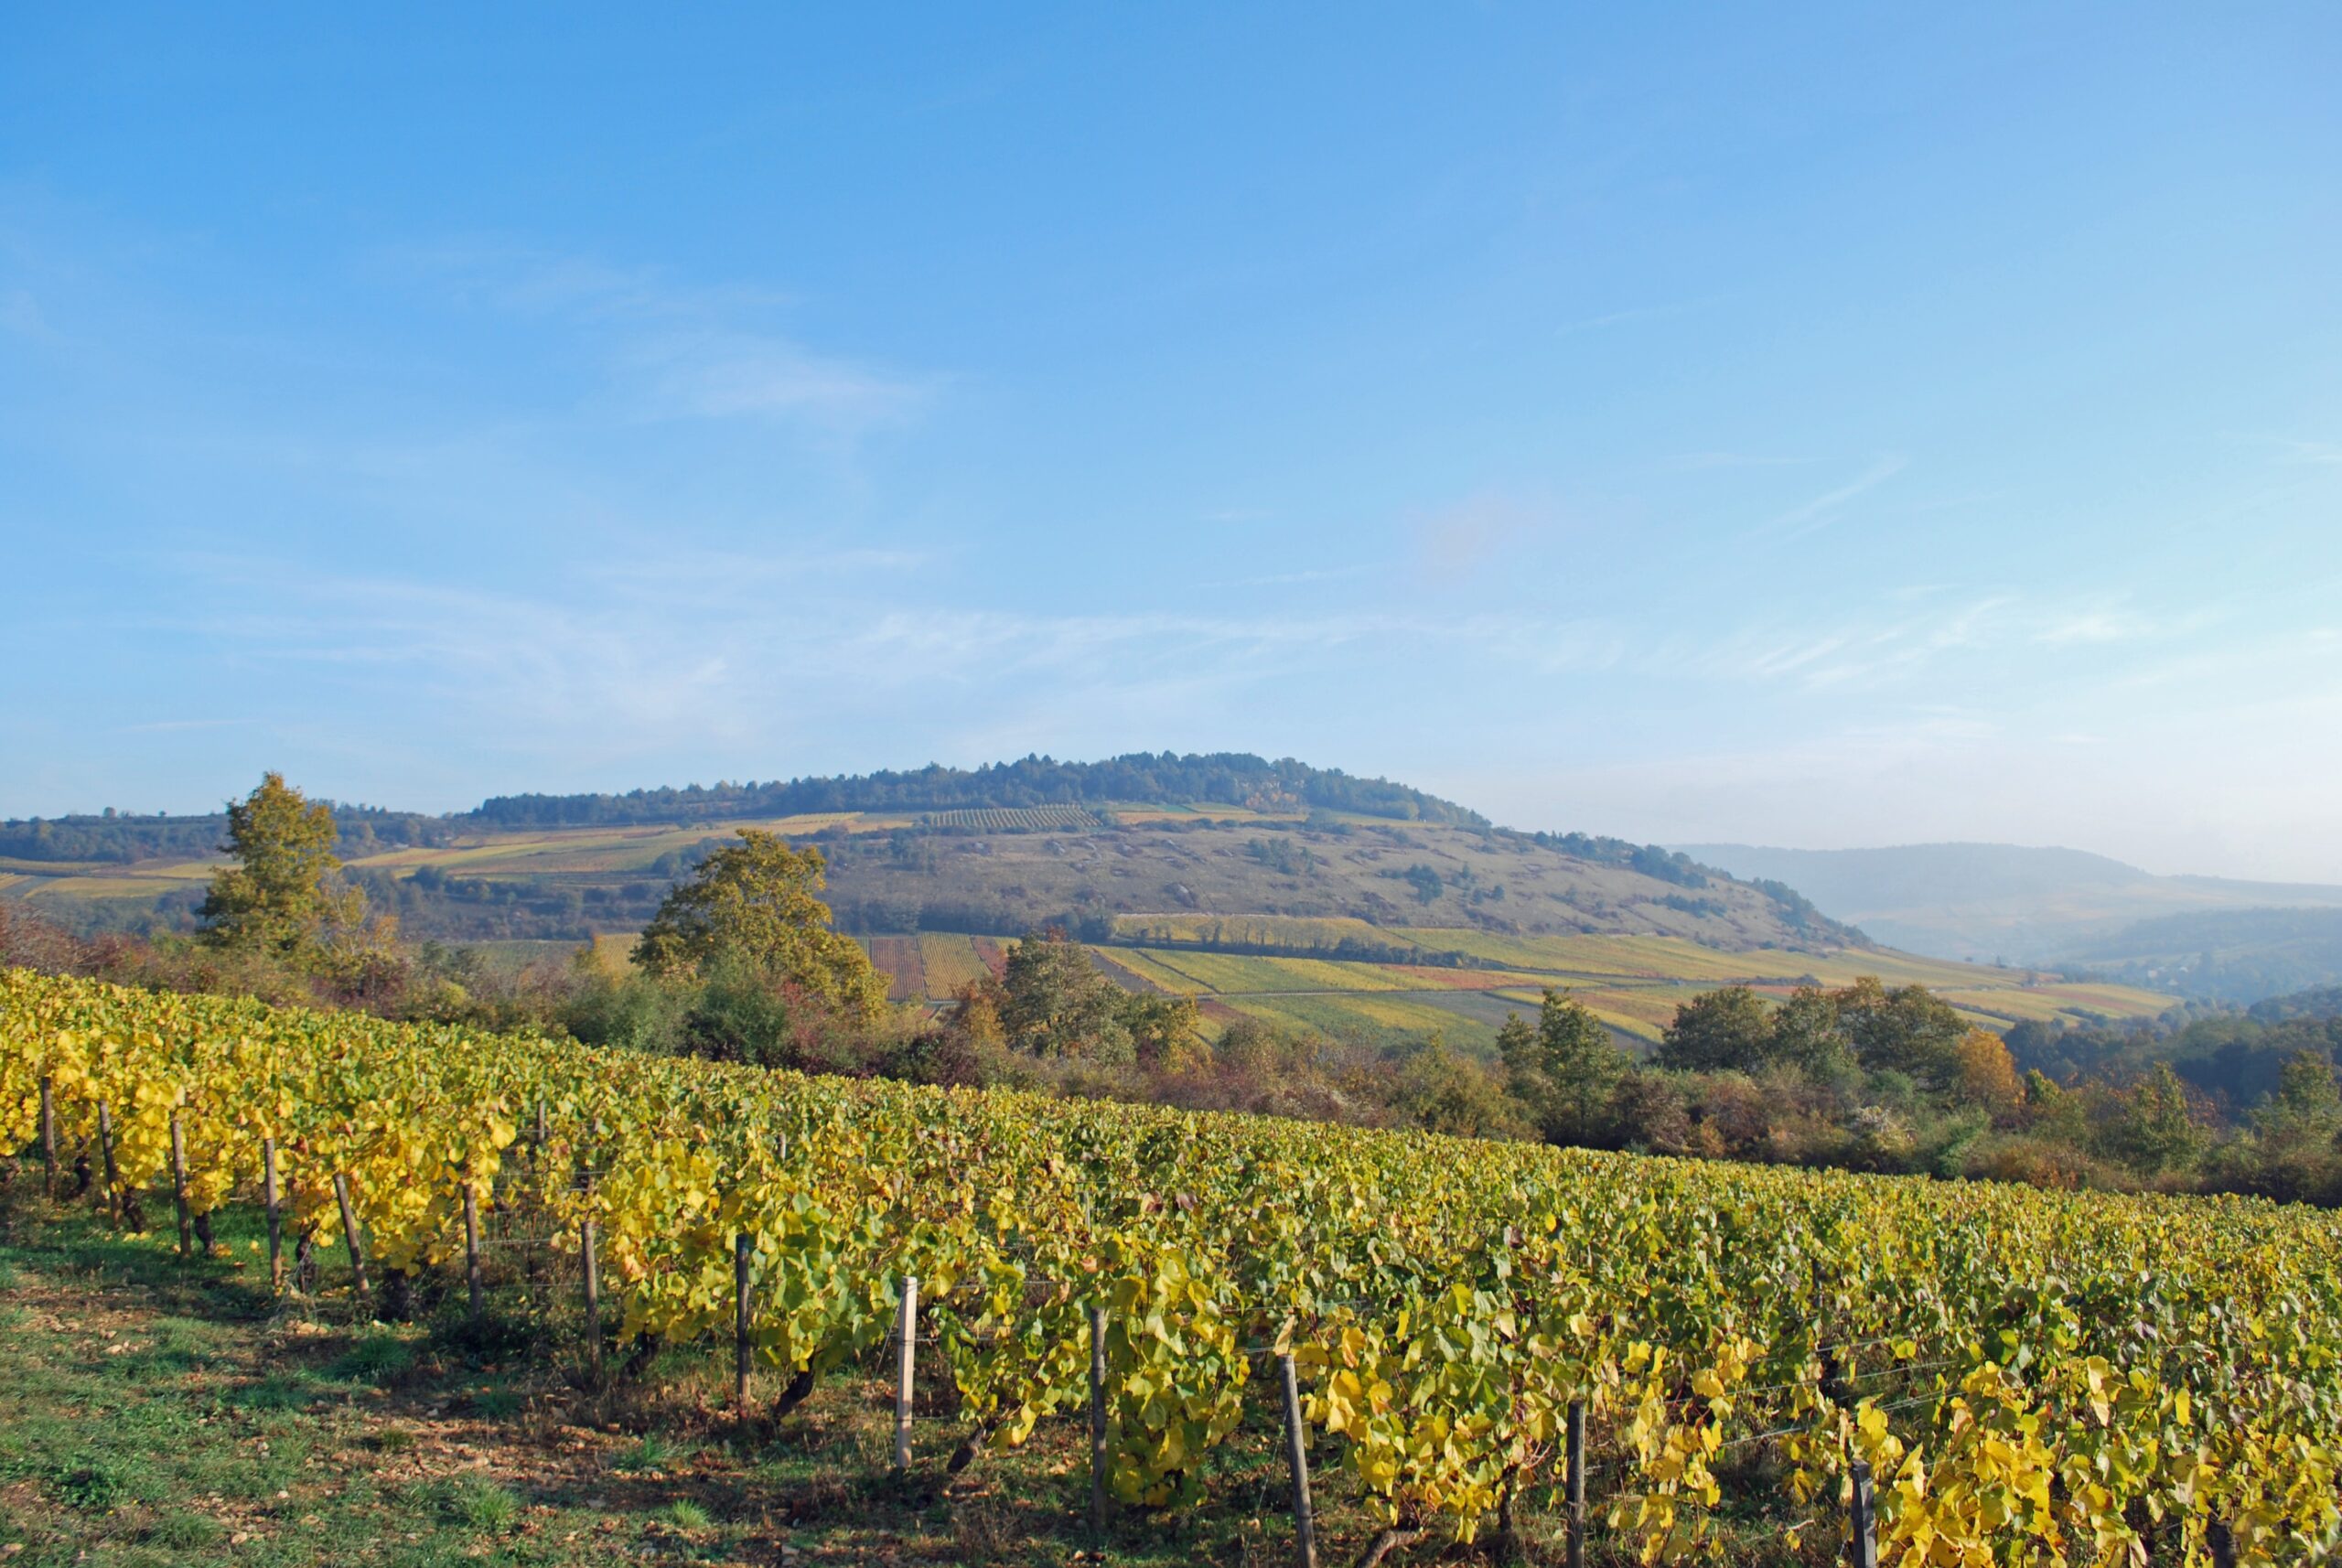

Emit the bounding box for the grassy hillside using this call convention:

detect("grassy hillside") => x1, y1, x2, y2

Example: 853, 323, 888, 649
8, 807, 1855, 952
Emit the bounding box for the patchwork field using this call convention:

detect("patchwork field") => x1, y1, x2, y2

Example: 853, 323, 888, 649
2, 800, 2179, 1054
1111, 913, 1407, 949
916, 930, 997, 995
853, 926, 2174, 1055
863, 936, 928, 1004
923, 805, 1101, 831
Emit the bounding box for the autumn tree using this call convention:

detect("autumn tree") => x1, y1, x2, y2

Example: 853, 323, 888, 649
1214, 1015, 1317, 1080
1831, 976, 1969, 1087
994, 927, 1135, 1063
1951, 1027, 2023, 1114
1396, 1034, 1531, 1140
2244, 1050, 2342, 1203
1768, 984, 1852, 1075
2103, 1062, 2205, 1176
975, 928, 1210, 1069
2259, 1049, 2342, 1141
948, 980, 1007, 1053
1500, 987, 1627, 1145
197, 773, 366, 962
633, 830, 886, 1021
1123, 992, 1207, 1072
1657, 985, 1774, 1073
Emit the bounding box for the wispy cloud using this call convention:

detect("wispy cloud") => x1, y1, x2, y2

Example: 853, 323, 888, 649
2224, 432, 2342, 467
576, 546, 934, 592
623, 327, 931, 430
1756, 454, 1908, 540
1666, 451, 1813, 470
156, 552, 1648, 771
2033, 607, 2151, 647
1207, 564, 1380, 589
389, 242, 936, 435
1554, 297, 1720, 337
116, 717, 252, 734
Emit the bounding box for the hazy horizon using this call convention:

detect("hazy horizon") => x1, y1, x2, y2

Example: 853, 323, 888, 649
5, 6, 2337, 881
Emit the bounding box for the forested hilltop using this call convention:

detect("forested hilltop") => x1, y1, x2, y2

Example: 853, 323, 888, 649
0, 801, 446, 865
7, 754, 1862, 961
0, 754, 1475, 865
469, 753, 1490, 830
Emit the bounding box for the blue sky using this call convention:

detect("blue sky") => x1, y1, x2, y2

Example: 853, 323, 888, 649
3, 5, 2338, 877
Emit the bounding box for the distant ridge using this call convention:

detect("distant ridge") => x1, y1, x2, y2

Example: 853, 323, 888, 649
1679, 841, 2342, 996
1674, 843, 2154, 912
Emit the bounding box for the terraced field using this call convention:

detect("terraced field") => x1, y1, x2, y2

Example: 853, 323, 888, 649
920, 805, 1102, 831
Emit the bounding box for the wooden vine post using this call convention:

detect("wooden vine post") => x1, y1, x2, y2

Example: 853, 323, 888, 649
331, 1173, 371, 1308
168, 1110, 194, 1257
38, 1076, 56, 1197
1565, 1397, 1587, 1568
1275, 1349, 1318, 1568
95, 1102, 121, 1219
1848, 1459, 1878, 1568
461, 1180, 485, 1325
581, 1211, 603, 1380
893, 1274, 919, 1472
1088, 1302, 1109, 1540
262, 1137, 283, 1294
733, 1231, 752, 1414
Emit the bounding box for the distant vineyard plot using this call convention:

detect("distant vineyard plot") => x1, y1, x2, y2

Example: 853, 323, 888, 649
919, 805, 1103, 832
0, 777, 2181, 1047
842, 927, 2173, 1056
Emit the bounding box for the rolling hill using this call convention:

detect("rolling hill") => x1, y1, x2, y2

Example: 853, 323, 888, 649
2055, 907, 2342, 1004
1679, 841, 2342, 985
1, 756, 2176, 1047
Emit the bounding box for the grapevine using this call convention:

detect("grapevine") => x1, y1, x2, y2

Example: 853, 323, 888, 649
5, 967, 2341, 1563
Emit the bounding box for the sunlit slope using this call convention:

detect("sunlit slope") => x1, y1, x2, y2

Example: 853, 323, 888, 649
8, 807, 1852, 954
5, 804, 2174, 1048
865, 921, 2172, 1053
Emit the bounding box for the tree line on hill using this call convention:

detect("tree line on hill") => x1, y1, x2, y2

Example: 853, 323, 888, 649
0, 752, 1479, 868
13, 772, 2342, 1208
0, 801, 449, 865
466, 752, 1490, 830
